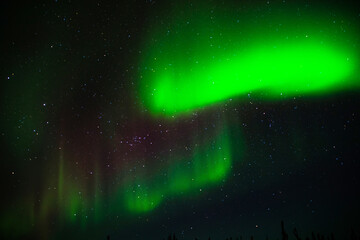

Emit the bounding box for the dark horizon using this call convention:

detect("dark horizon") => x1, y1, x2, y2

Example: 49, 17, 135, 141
157, 221, 360, 240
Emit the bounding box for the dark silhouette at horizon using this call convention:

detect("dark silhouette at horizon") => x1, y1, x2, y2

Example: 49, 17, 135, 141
155, 221, 359, 240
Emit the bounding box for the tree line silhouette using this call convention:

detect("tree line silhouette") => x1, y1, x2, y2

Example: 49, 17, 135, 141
106, 221, 360, 240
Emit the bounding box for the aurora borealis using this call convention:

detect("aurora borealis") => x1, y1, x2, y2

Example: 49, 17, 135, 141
142, 41, 356, 115
139, 1, 359, 116
1, 0, 360, 239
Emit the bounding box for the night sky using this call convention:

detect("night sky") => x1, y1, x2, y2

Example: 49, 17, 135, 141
1, 0, 360, 239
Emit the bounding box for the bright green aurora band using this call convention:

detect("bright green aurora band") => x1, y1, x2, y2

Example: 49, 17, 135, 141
143, 43, 355, 115
139, 4, 358, 116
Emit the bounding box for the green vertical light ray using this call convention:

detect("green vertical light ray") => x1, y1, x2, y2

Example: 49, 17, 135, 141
93, 164, 103, 224
195, 135, 232, 184
168, 131, 232, 193
58, 151, 64, 203
67, 187, 82, 223
123, 127, 235, 213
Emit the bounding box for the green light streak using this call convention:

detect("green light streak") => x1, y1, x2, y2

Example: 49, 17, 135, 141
58, 151, 64, 202
68, 191, 82, 222
123, 128, 234, 213
94, 164, 103, 224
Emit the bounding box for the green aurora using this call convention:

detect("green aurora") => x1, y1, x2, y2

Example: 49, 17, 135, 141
0, 126, 235, 237
139, 3, 358, 116
124, 127, 233, 213
1, 1, 360, 238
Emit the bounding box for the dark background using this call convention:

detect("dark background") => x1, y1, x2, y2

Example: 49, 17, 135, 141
1, 0, 360, 239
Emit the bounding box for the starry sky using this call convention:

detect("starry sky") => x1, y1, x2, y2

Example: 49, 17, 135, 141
1, 0, 360, 239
